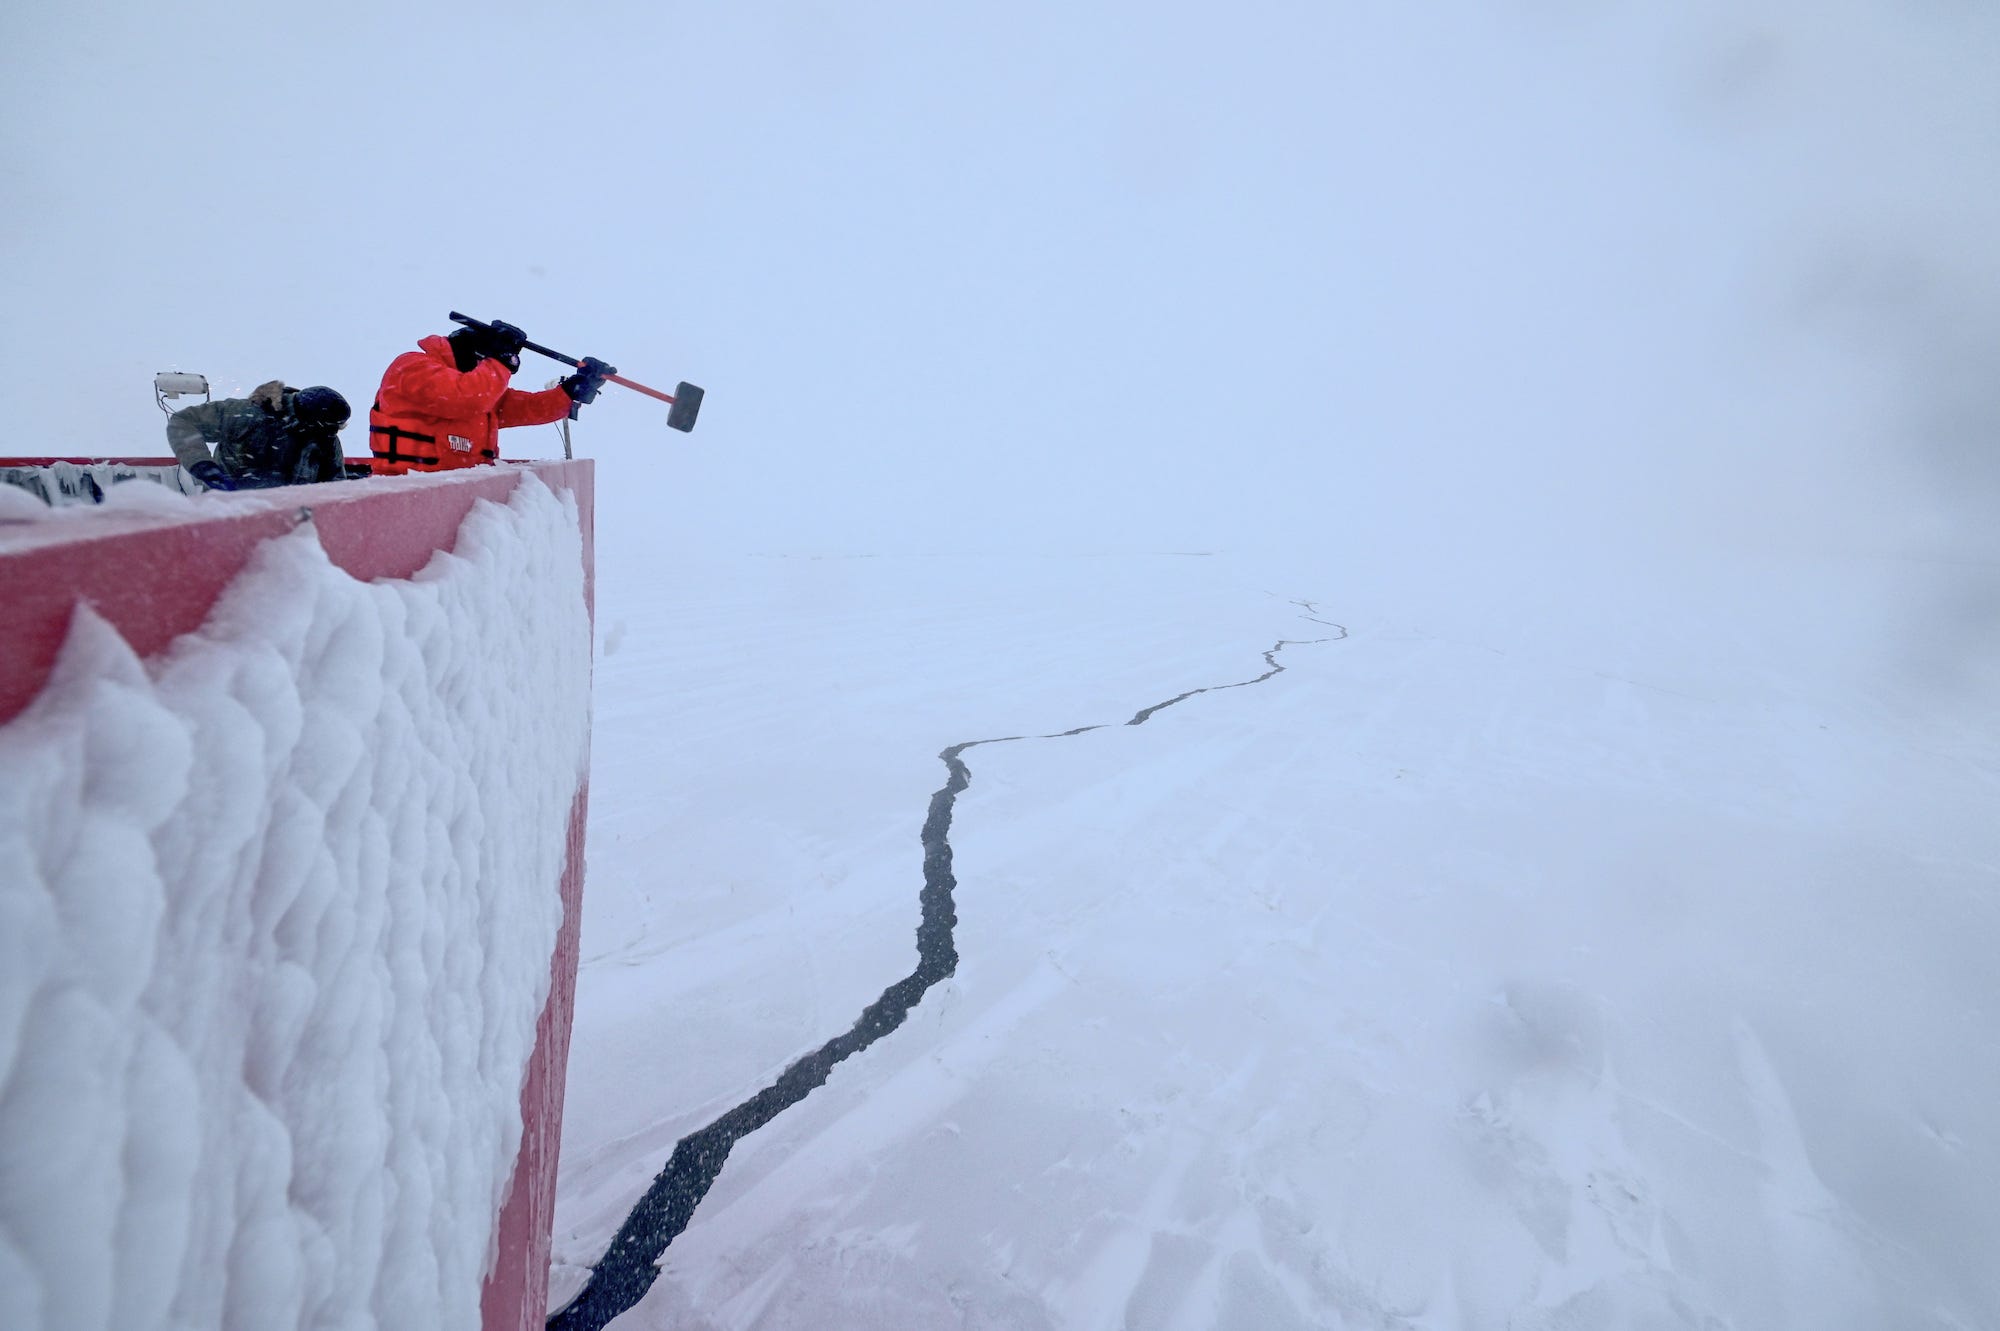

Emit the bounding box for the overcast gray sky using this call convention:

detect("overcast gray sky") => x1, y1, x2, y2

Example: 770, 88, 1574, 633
3, 1, 1994, 568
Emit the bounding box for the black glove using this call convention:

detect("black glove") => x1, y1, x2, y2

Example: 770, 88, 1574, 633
189, 460, 236, 491
483, 321, 528, 370
457, 320, 527, 373
560, 356, 615, 406
486, 320, 526, 351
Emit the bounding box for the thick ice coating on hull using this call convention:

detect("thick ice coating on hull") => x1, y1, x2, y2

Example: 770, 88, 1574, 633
0, 474, 591, 1331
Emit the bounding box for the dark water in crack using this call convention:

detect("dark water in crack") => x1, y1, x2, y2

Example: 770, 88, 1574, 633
548, 627, 1345, 1330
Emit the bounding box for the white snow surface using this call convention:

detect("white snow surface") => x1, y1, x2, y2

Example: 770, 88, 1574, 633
554, 548, 1999, 1330
0, 473, 591, 1331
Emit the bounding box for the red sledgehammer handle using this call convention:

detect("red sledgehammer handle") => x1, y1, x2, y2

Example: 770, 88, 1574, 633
453, 311, 677, 394
448, 311, 702, 429
605, 372, 677, 405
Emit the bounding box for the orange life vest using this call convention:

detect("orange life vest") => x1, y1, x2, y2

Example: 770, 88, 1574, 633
369, 335, 571, 475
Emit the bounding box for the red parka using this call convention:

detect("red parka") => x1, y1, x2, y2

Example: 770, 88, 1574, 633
368, 335, 571, 475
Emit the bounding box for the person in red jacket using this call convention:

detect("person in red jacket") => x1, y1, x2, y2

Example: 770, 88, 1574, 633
368, 320, 608, 475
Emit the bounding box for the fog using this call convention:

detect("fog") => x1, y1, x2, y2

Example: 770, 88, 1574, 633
3, 1, 1994, 575
7, 9, 1997, 1325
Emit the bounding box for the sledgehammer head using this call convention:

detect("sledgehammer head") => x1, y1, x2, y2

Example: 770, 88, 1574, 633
668, 382, 704, 433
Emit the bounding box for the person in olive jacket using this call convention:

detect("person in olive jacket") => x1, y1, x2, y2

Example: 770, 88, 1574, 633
166, 381, 352, 490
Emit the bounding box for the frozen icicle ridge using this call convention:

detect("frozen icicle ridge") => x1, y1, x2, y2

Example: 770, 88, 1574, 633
549, 619, 1345, 1331
0, 474, 591, 1331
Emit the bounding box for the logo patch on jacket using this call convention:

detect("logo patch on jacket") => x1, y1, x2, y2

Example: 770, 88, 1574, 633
448, 434, 474, 452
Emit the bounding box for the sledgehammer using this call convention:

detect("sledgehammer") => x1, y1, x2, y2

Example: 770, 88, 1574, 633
449, 311, 705, 432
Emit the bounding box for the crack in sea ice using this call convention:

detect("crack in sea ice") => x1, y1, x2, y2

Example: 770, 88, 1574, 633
548, 618, 1347, 1330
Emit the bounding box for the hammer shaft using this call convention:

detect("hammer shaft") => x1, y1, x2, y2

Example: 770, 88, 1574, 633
449, 311, 687, 407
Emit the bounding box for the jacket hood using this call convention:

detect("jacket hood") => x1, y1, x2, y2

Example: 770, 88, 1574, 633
248, 380, 290, 412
